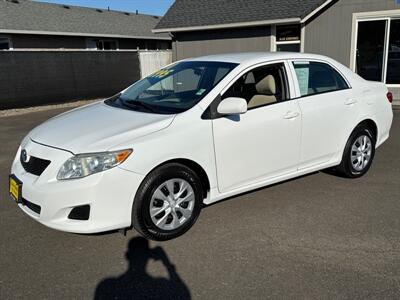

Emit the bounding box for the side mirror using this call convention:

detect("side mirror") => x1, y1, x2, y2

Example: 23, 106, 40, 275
217, 97, 248, 115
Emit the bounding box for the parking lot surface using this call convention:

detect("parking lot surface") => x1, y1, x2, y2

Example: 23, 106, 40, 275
0, 108, 399, 299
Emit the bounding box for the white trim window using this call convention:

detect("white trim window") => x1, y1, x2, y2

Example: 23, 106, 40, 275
0, 36, 12, 50
353, 14, 400, 86
86, 38, 119, 50
274, 24, 301, 52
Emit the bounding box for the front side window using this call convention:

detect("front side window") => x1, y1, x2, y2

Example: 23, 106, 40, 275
0, 37, 11, 50
223, 63, 288, 109
106, 61, 238, 114
87, 39, 118, 50
293, 61, 348, 97
100, 40, 118, 50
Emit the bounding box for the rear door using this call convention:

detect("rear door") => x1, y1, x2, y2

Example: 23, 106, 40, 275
289, 60, 360, 169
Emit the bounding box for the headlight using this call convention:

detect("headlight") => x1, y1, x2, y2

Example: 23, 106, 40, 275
57, 149, 132, 180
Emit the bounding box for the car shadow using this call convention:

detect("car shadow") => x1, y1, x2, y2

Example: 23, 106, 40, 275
94, 237, 191, 300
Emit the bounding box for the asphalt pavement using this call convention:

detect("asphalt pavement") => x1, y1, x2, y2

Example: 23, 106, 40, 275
0, 108, 399, 299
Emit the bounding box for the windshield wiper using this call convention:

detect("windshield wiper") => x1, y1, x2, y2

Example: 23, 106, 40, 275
120, 99, 157, 113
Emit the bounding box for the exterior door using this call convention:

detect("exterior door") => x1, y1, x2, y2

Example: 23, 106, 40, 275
212, 62, 301, 193
290, 60, 360, 169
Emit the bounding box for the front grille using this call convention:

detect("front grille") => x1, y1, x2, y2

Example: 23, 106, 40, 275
21, 155, 51, 176
22, 198, 41, 215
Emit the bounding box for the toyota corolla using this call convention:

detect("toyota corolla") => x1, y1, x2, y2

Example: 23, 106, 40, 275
9, 52, 393, 240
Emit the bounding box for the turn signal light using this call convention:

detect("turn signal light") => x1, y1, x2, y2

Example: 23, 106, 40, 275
387, 92, 393, 104
116, 150, 132, 163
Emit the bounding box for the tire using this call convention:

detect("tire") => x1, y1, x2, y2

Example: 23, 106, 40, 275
132, 163, 203, 241
335, 125, 376, 178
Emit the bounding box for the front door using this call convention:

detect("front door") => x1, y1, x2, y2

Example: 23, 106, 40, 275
212, 62, 301, 193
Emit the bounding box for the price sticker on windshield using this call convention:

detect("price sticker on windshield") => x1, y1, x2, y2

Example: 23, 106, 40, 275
150, 69, 174, 79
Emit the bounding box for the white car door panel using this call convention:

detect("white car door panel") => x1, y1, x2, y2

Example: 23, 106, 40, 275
289, 60, 361, 169
297, 89, 359, 168
212, 62, 301, 193
213, 101, 301, 192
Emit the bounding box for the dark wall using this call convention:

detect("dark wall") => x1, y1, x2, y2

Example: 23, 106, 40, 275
173, 26, 271, 60
8, 33, 171, 50
10, 34, 86, 49
0, 51, 140, 109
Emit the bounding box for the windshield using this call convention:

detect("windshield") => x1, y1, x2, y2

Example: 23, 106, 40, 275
106, 61, 238, 114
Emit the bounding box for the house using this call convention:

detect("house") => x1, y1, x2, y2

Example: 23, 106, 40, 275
0, 0, 171, 50
154, 0, 400, 102
0, 0, 173, 108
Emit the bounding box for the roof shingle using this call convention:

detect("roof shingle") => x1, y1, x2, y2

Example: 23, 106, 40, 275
155, 0, 328, 31
0, 0, 169, 39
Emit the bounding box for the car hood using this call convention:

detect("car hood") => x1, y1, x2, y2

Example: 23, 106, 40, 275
29, 101, 175, 153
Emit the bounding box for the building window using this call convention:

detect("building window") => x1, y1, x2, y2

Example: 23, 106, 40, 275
0, 37, 12, 50
387, 19, 400, 84
87, 39, 118, 50
356, 17, 400, 85
275, 24, 301, 52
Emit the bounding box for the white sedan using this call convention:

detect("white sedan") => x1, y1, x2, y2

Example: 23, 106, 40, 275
9, 52, 393, 240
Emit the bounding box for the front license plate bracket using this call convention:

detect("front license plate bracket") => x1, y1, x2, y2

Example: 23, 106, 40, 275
9, 174, 22, 203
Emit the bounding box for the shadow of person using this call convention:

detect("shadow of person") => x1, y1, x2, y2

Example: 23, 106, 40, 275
94, 237, 191, 300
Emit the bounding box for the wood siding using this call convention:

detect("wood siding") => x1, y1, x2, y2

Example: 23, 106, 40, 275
173, 26, 271, 60
304, 0, 399, 66
304, 0, 400, 102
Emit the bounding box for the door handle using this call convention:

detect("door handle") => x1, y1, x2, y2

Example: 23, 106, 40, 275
284, 111, 300, 120
345, 98, 358, 106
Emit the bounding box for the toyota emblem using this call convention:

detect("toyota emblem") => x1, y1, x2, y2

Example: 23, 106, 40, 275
21, 149, 29, 163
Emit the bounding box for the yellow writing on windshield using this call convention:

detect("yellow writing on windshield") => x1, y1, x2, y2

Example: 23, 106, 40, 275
151, 69, 174, 79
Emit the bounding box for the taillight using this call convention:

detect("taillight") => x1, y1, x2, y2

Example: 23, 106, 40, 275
387, 92, 393, 103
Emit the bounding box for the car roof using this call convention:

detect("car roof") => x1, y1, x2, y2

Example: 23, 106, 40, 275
185, 52, 330, 64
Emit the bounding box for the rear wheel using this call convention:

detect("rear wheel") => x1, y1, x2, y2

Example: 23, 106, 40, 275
132, 163, 203, 241
335, 125, 376, 178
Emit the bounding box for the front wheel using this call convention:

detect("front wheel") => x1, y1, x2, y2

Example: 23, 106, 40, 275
336, 126, 376, 178
132, 163, 203, 241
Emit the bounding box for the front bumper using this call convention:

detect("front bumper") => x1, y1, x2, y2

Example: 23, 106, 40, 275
11, 139, 144, 234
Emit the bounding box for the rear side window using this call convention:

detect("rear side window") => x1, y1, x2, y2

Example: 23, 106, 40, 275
292, 61, 349, 97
